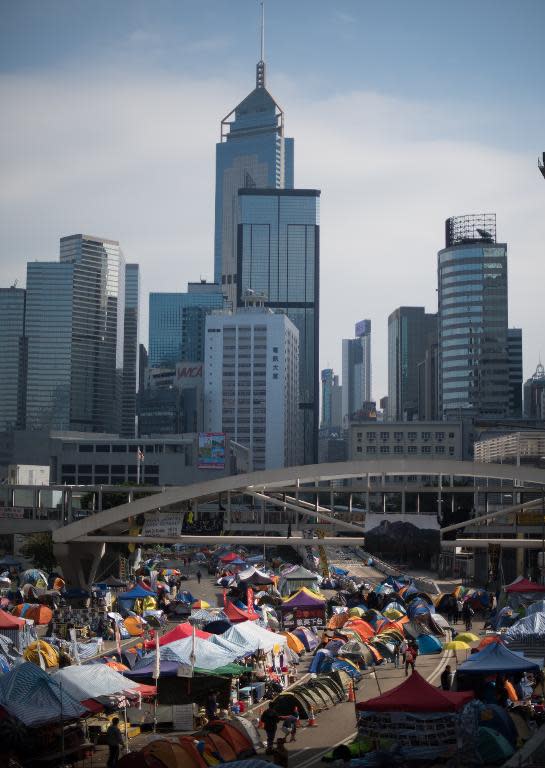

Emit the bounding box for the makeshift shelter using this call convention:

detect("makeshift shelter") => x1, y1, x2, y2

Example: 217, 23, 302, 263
236, 567, 274, 586
280, 587, 327, 631
416, 635, 442, 655
292, 626, 319, 651
504, 612, 545, 644
0, 608, 30, 651
527, 600, 545, 615
135, 634, 237, 672
23, 640, 59, 668
356, 671, 475, 760
117, 584, 157, 614
280, 631, 305, 655
0, 662, 87, 726
457, 641, 540, 674
505, 578, 545, 594
12, 603, 52, 625
278, 566, 320, 596
53, 664, 147, 704
222, 621, 286, 654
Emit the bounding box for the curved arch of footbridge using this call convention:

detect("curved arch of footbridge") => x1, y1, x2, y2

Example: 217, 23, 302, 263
53, 458, 545, 546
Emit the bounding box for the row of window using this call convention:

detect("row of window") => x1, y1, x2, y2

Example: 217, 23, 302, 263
355, 445, 455, 455
356, 431, 455, 441
75, 443, 165, 454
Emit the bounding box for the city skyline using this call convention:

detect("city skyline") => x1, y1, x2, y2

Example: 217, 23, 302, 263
1, 1, 544, 399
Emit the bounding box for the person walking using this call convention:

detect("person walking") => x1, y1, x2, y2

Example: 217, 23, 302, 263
206, 691, 218, 721
393, 644, 400, 668
196, 569, 202, 585
456, 598, 463, 625
462, 601, 474, 631
106, 717, 124, 768
262, 703, 282, 755
440, 665, 452, 691
405, 644, 416, 676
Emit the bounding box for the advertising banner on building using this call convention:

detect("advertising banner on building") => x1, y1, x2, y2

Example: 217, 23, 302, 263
198, 433, 226, 469
142, 512, 183, 537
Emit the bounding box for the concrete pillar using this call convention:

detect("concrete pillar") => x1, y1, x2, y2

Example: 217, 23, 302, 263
227, 491, 231, 527
401, 490, 406, 516
53, 541, 106, 590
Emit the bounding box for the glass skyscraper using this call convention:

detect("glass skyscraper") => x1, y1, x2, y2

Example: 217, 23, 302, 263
148, 282, 225, 368
507, 327, 523, 417
214, 50, 294, 303
25, 234, 126, 432
237, 188, 320, 464
438, 214, 509, 419
121, 263, 140, 437
387, 308, 437, 421
0, 287, 27, 431
342, 320, 372, 426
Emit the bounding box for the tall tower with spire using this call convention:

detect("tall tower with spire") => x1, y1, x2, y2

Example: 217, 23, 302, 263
214, 2, 294, 303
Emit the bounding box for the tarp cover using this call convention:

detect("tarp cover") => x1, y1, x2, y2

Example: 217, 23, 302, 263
504, 612, 545, 642
356, 671, 473, 712
528, 600, 545, 615
53, 664, 139, 700
223, 621, 286, 653
0, 662, 87, 726
135, 635, 236, 671
236, 567, 273, 586
505, 578, 545, 594
0, 609, 25, 628
458, 642, 540, 674
117, 585, 157, 600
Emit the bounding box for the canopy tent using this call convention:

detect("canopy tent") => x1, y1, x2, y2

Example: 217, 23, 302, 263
223, 599, 258, 624
117, 585, 157, 600
219, 552, 241, 563
134, 635, 236, 672
357, 671, 473, 713
236, 567, 274, 586
458, 641, 540, 674
0, 662, 87, 726
147, 622, 210, 648
281, 587, 327, 609
505, 578, 545, 594
278, 566, 320, 596
223, 621, 286, 654
125, 660, 180, 678
53, 664, 141, 701
504, 612, 545, 643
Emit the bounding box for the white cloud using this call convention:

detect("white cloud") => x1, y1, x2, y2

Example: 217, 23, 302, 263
0, 69, 542, 400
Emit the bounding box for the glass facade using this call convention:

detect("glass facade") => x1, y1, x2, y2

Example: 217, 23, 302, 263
148, 283, 225, 368
237, 189, 320, 463
387, 308, 437, 421
25, 234, 126, 433
0, 287, 27, 430
507, 328, 523, 417
214, 64, 294, 303
342, 320, 372, 425
121, 263, 140, 437
438, 217, 509, 419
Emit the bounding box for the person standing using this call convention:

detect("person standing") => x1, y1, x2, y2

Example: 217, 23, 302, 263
106, 717, 124, 768
440, 665, 452, 691
262, 703, 282, 754
456, 598, 463, 624
405, 644, 416, 676
393, 644, 400, 668
462, 601, 474, 631
206, 691, 218, 721
196, 569, 202, 585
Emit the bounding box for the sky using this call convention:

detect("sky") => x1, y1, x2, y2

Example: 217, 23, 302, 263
1, 0, 544, 402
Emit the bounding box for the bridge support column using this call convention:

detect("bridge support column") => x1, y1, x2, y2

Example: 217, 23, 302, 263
53, 541, 106, 590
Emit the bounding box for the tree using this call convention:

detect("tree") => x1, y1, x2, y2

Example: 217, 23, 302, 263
20, 532, 57, 572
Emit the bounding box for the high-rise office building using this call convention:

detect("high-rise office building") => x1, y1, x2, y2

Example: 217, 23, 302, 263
237, 188, 320, 464
214, 25, 294, 303
204, 304, 299, 470
438, 214, 509, 419
321, 369, 342, 430
121, 263, 140, 437
523, 362, 545, 420
0, 287, 27, 431
507, 328, 523, 418
342, 320, 372, 427
388, 308, 437, 421
148, 282, 225, 368
25, 234, 125, 432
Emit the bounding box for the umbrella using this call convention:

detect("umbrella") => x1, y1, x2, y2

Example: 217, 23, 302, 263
454, 632, 479, 643
192, 600, 210, 609
444, 640, 471, 650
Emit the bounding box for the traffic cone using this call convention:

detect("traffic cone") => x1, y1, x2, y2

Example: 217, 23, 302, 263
347, 683, 356, 703
307, 706, 317, 727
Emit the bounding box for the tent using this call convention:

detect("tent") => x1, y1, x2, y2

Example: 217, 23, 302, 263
504, 612, 545, 643
223, 599, 258, 623
12, 603, 52, 625
53, 664, 141, 701
292, 626, 319, 652
527, 600, 545, 615
228, 714, 263, 752
458, 641, 540, 674
135, 635, 236, 672
147, 622, 210, 648
23, 640, 59, 668
280, 631, 305, 655
278, 566, 320, 596
357, 671, 473, 713
416, 635, 443, 655
219, 552, 240, 563
237, 567, 274, 586
117, 584, 157, 601
0, 608, 29, 651
281, 587, 327, 608
203, 619, 232, 634
0, 662, 87, 726
223, 621, 286, 654
142, 739, 194, 768
203, 732, 237, 763
505, 578, 545, 594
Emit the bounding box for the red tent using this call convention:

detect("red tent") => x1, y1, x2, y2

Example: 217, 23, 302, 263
219, 553, 240, 563
356, 671, 473, 713
0, 609, 25, 628
505, 578, 545, 594
223, 599, 258, 623
144, 622, 210, 649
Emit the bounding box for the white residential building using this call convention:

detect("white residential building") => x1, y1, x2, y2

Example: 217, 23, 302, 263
204, 306, 300, 470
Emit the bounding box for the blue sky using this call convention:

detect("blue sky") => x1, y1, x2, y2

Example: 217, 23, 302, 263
1, 0, 544, 398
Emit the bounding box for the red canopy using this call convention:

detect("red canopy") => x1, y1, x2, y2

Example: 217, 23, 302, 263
356, 671, 473, 713
223, 599, 258, 623
505, 578, 545, 594
144, 622, 210, 649
219, 553, 239, 563
0, 608, 25, 628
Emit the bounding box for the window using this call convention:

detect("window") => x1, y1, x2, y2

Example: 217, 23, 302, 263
435, 432, 445, 440
367, 446, 376, 454
394, 432, 403, 441
356, 446, 362, 453
95, 465, 109, 473
112, 445, 126, 453
357, 432, 362, 441
435, 446, 445, 454
422, 432, 431, 441
62, 464, 76, 473
367, 432, 376, 441
408, 446, 417, 454
380, 432, 389, 440
79, 444, 93, 453
394, 445, 403, 454
449, 446, 455, 455
448, 432, 455, 439
380, 445, 390, 454
408, 432, 417, 440
96, 445, 110, 453
421, 446, 431, 454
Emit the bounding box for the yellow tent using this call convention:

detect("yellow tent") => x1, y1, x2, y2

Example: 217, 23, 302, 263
280, 631, 306, 655
282, 587, 327, 604
23, 640, 59, 668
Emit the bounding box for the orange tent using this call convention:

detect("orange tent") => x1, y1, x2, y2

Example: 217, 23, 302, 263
327, 613, 349, 629
344, 619, 374, 640
478, 635, 503, 650
124, 616, 145, 637
177, 737, 208, 768
12, 603, 52, 625
378, 620, 405, 635
206, 722, 254, 759
203, 733, 237, 764
142, 739, 188, 768
366, 644, 383, 663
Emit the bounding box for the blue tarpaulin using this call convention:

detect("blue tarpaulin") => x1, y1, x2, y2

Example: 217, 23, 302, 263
458, 642, 540, 675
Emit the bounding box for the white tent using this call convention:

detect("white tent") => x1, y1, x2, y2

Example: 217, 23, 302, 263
53, 664, 139, 701
224, 621, 287, 653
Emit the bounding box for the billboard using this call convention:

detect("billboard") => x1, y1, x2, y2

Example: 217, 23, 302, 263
142, 512, 183, 537
198, 432, 226, 470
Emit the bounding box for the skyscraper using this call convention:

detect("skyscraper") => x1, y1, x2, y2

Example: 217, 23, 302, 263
388, 308, 437, 421
507, 328, 523, 417
121, 263, 140, 437
237, 188, 320, 463
204, 304, 299, 470
0, 287, 27, 431
438, 214, 509, 419
342, 320, 372, 426
25, 234, 125, 433
149, 282, 225, 368
214, 15, 294, 303
321, 368, 342, 430
523, 362, 545, 419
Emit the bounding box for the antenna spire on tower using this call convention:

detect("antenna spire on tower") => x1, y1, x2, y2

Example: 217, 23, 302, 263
256, 1, 266, 88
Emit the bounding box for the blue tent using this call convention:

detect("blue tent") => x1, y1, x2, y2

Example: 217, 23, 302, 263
416, 635, 442, 654
527, 600, 545, 616
458, 641, 540, 675
118, 584, 157, 600
309, 649, 332, 674
505, 612, 545, 642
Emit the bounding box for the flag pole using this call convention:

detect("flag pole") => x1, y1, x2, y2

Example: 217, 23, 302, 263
153, 630, 160, 732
